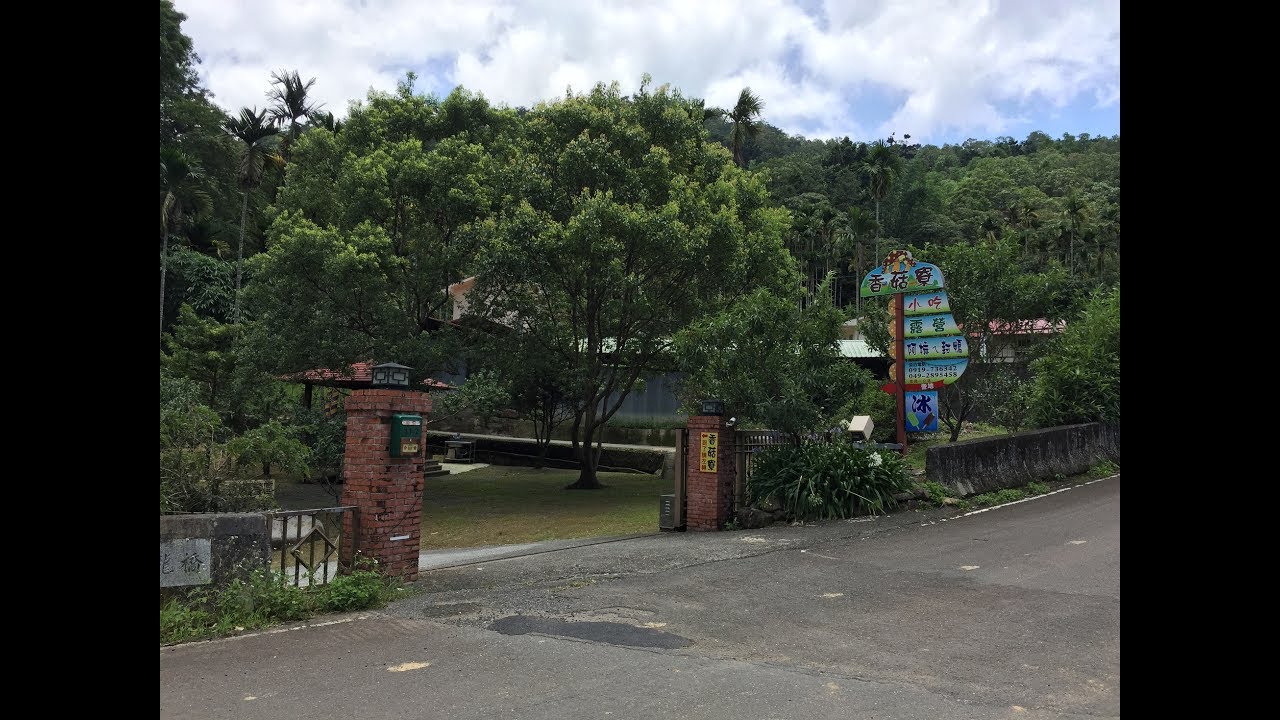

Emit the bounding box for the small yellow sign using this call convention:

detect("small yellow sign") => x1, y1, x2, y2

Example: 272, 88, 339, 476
700, 432, 718, 472
400, 442, 419, 454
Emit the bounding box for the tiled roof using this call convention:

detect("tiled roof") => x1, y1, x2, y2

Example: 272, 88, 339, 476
281, 362, 453, 389
839, 340, 884, 358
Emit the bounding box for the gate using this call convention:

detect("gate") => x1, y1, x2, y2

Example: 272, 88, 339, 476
264, 506, 357, 586
733, 430, 789, 514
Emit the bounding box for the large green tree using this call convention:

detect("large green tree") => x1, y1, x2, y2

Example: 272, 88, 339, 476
224, 107, 281, 320
862, 140, 903, 234
472, 79, 794, 488
727, 87, 765, 168
246, 81, 511, 376
160, 148, 210, 336
268, 70, 321, 160
676, 274, 871, 442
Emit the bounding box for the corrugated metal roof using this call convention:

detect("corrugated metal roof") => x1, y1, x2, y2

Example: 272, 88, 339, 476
839, 340, 884, 358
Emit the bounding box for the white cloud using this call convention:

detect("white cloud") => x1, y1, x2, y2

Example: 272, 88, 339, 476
173, 0, 1119, 144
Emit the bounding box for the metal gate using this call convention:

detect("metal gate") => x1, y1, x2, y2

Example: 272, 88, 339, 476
733, 430, 789, 514
264, 506, 357, 586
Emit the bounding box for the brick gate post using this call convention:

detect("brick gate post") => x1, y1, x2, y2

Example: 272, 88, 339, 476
339, 388, 432, 580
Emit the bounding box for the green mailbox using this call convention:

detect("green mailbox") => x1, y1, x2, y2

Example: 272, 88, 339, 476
390, 413, 423, 457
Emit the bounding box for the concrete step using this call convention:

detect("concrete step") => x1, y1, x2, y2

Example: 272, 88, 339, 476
424, 468, 450, 478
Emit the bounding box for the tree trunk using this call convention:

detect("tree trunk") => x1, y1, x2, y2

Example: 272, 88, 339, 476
567, 409, 604, 489
535, 438, 549, 469
235, 189, 249, 323
160, 231, 170, 338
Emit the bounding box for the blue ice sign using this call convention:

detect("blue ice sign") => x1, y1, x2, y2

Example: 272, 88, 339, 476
905, 390, 939, 433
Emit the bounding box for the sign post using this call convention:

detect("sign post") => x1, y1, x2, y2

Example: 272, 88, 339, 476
860, 250, 968, 455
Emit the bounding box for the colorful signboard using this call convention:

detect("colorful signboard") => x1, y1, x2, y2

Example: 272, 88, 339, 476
903, 336, 968, 360
904, 313, 959, 338
859, 250, 944, 298
903, 291, 950, 316
905, 391, 939, 433
699, 432, 718, 472
904, 358, 969, 386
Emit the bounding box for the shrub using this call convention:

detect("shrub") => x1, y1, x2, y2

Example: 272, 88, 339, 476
159, 557, 399, 645
923, 481, 950, 505
322, 567, 392, 612
748, 442, 913, 520
1030, 286, 1120, 427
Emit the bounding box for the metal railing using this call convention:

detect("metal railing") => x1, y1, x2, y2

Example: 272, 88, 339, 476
264, 506, 357, 586
733, 430, 792, 513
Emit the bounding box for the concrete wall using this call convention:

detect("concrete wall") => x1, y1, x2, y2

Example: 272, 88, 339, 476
160, 513, 270, 591
926, 423, 1120, 497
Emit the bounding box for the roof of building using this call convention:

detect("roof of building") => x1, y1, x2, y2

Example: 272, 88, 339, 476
839, 339, 884, 358
281, 362, 454, 390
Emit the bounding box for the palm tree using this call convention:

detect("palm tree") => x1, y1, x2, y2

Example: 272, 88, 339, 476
160, 148, 210, 336
862, 140, 903, 233
727, 88, 764, 168
836, 207, 880, 311
309, 110, 343, 134
267, 69, 321, 160
224, 107, 282, 322
1004, 200, 1040, 257
1061, 190, 1088, 274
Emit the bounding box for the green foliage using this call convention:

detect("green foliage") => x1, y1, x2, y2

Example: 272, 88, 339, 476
923, 481, 949, 505
1025, 481, 1050, 495
748, 442, 913, 520
166, 248, 235, 321
853, 381, 898, 442
1030, 286, 1121, 427
159, 558, 399, 645
227, 420, 311, 478
676, 275, 871, 441
160, 370, 277, 513
321, 566, 393, 612
431, 370, 511, 429
970, 488, 1027, 507
473, 79, 795, 486
248, 83, 509, 377
289, 405, 347, 480
1088, 459, 1120, 478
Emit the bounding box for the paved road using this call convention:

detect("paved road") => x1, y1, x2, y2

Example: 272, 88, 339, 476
160, 476, 1119, 719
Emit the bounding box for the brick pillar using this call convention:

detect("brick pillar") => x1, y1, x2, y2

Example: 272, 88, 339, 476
340, 388, 432, 581
685, 415, 735, 531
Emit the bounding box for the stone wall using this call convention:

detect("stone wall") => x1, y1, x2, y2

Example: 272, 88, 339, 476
159, 513, 269, 593
926, 423, 1120, 497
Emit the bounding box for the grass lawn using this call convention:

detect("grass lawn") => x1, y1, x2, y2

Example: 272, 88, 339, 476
422, 466, 665, 550
903, 422, 1012, 472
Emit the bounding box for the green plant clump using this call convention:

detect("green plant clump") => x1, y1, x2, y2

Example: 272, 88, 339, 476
160, 556, 401, 644
748, 442, 913, 520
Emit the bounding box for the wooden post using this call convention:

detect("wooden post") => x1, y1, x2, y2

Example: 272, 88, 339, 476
895, 292, 908, 455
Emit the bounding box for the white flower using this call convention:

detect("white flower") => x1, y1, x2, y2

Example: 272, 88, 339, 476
869, 452, 883, 467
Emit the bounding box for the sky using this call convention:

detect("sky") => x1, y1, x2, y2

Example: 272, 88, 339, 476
175, 0, 1119, 147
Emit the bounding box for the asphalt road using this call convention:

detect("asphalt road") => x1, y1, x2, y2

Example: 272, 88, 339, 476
160, 476, 1119, 719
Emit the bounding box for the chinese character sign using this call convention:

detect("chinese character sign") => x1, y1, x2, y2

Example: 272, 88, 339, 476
904, 358, 969, 386
904, 313, 958, 338
905, 391, 939, 432
903, 335, 968, 360
700, 432, 718, 472
860, 250, 944, 298
903, 291, 951, 316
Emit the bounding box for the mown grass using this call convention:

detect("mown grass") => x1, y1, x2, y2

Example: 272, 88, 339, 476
903, 421, 1012, 472
422, 466, 665, 549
